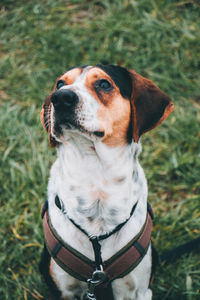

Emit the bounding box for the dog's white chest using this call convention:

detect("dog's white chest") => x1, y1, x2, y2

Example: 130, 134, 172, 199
46, 138, 152, 299
48, 138, 147, 252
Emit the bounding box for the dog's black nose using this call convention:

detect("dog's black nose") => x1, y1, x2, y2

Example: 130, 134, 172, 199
51, 89, 79, 109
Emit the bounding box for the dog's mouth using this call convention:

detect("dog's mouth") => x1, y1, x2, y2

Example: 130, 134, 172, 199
50, 104, 105, 141
51, 117, 105, 141
93, 131, 105, 137
72, 125, 105, 139
54, 126, 105, 142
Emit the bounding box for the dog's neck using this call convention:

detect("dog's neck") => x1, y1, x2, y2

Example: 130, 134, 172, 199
49, 132, 147, 236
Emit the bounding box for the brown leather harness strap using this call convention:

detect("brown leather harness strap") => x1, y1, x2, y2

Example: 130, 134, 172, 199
103, 211, 152, 280
43, 211, 95, 281
42, 203, 153, 284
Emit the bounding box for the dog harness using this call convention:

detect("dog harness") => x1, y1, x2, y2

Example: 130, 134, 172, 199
41, 197, 153, 300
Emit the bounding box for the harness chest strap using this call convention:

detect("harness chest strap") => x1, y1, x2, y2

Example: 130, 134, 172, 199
42, 203, 153, 283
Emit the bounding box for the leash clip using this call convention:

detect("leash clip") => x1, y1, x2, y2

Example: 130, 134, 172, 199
85, 268, 106, 300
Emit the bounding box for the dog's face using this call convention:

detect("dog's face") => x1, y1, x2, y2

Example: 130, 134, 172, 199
41, 65, 174, 147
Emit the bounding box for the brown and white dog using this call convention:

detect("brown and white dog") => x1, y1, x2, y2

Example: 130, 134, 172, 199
40, 65, 174, 300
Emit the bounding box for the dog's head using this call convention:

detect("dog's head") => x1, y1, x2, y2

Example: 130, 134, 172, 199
41, 65, 174, 147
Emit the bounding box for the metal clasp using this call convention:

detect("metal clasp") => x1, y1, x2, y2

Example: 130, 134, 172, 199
85, 268, 106, 300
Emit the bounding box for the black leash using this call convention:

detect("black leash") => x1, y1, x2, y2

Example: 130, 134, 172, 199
160, 236, 200, 264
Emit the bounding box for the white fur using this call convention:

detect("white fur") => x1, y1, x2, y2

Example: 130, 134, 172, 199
46, 71, 152, 299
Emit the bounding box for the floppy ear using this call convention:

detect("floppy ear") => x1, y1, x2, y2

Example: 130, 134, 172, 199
40, 93, 58, 148
129, 70, 174, 143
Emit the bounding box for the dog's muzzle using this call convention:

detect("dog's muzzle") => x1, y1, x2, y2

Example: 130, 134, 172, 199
51, 89, 79, 131
50, 89, 104, 138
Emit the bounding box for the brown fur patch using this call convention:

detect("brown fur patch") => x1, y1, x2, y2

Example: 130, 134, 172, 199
98, 95, 131, 147
124, 278, 135, 291
114, 176, 126, 183
85, 68, 132, 147
40, 107, 45, 130
129, 70, 174, 142
85, 67, 118, 106
90, 189, 109, 201
49, 259, 61, 293
60, 68, 82, 85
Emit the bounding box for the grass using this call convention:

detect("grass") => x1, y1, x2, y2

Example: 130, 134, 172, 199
0, 0, 200, 299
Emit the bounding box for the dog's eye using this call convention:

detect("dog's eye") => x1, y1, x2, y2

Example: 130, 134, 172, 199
57, 80, 66, 89
95, 79, 113, 92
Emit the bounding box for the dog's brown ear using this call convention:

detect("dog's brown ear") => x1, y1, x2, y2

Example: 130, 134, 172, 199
40, 93, 58, 148
129, 70, 174, 143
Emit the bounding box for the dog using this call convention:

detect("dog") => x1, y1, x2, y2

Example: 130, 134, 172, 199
40, 64, 174, 300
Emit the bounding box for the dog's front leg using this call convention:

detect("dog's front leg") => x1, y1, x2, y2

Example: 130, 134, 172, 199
135, 289, 152, 300
112, 280, 152, 300
112, 247, 152, 300
49, 259, 87, 300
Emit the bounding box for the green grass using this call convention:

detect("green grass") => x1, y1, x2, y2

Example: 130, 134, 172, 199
0, 0, 200, 299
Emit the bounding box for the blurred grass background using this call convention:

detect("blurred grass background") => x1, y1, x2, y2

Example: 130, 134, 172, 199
0, 0, 200, 299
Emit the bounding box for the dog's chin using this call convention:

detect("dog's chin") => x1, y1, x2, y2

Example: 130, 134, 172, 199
51, 122, 104, 143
